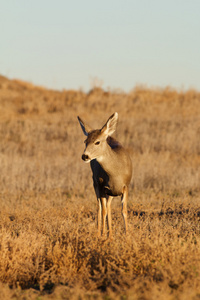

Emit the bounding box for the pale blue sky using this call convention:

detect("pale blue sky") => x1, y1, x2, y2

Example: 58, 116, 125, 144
1, 1, 200, 91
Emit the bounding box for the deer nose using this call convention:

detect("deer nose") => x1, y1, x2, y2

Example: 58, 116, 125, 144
82, 154, 89, 161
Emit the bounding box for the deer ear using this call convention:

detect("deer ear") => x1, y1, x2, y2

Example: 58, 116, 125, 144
77, 116, 92, 136
101, 112, 118, 137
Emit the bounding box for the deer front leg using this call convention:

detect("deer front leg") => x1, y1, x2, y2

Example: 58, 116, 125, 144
107, 196, 113, 238
121, 186, 128, 234
97, 198, 102, 237
101, 197, 107, 236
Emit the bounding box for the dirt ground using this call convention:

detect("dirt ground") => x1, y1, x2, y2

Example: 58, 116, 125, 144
0, 75, 200, 299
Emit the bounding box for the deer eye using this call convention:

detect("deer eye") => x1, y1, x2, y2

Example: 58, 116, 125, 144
94, 141, 100, 145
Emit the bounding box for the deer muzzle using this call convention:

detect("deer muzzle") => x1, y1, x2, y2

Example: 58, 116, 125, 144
82, 154, 90, 161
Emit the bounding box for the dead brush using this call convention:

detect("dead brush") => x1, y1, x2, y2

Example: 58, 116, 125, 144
0, 76, 200, 298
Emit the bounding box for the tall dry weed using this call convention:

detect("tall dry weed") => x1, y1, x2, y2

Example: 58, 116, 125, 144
0, 75, 200, 299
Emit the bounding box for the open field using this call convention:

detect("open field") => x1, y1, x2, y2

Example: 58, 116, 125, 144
0, 75, 200, 299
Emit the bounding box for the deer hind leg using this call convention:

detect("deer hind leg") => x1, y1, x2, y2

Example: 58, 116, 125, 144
107, 196, 113, 238
121, 186, 128, 234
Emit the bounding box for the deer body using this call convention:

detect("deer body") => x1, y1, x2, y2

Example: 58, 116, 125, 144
78, 113, 132, 237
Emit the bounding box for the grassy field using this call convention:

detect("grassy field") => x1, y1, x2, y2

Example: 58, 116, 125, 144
0, 74, 200, 299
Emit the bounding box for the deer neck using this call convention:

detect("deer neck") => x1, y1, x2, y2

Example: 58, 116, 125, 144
97, 143, 117, 176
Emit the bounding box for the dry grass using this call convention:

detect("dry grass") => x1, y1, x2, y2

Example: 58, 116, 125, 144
0, 74, 200, 299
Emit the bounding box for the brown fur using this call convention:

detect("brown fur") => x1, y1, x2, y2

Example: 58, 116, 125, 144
78, 113, 132, 237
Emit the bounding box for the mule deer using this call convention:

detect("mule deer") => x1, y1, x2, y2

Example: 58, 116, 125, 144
77, 113, 132, 237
